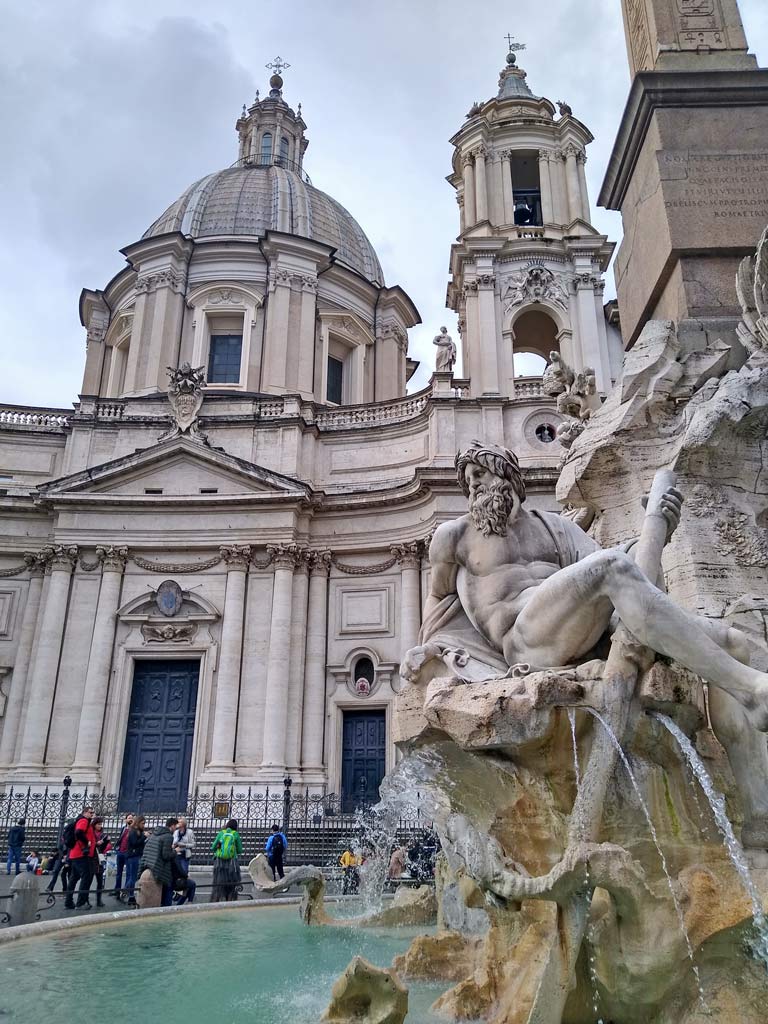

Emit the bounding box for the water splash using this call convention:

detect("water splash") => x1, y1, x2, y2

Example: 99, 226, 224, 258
584, 707, 709, 1013
652, 711, 768, 966
568, 709, 604, 1024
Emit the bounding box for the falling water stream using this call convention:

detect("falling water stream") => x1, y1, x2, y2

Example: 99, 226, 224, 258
568, 709, 604, 1024
652, 711, 768, 966
583, 707, 709, 1012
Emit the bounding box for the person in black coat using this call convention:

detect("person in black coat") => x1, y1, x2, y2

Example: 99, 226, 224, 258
5, 819, 26, 875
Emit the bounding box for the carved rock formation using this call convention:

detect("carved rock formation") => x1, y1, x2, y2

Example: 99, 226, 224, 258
321, 957, 408, 1024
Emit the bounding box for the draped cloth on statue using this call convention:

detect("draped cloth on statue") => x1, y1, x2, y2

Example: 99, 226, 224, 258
418, 510, 594, 680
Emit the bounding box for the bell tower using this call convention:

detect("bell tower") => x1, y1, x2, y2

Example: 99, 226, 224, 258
446, 43, 622, 398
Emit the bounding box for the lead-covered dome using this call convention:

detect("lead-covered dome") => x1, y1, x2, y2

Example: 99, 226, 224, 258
143, 164, 385, 286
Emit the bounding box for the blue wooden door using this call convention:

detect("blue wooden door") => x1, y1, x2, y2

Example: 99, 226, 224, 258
119, 659, 200, 812
341, 710, 386, 813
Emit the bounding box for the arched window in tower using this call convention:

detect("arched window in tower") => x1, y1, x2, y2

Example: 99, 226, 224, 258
279, 136, 290, 165
260, 132, 273, 163
510, 151, 542, 226
511, 310, 558, 378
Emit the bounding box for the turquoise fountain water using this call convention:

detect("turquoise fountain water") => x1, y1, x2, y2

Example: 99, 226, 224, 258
0, 906, 455, 1023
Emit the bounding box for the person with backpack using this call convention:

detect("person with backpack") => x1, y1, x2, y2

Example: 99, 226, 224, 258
64, 805, 95, 910
92, 819, 112, 907
210, 818, 242, 902
265, 823, 287, 881
139, 817, 178, 907
123, 814, 146, 906
5, 818, 26, 875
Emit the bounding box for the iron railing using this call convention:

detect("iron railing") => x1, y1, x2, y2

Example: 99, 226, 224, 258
0, 785, 431, 868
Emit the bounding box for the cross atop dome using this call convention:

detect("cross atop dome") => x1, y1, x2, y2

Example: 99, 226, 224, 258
504, 33, 526, 64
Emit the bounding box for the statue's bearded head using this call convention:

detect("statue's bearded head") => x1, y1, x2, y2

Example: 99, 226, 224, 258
455, 441, 526, 537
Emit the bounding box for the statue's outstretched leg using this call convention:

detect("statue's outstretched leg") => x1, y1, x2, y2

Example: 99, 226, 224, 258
512, 548, 768, 730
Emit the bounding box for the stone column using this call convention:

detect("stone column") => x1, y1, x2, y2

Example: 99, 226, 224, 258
477, 273, 501, 396
462, 153, 476, 227
15, 546, 78, 772
392, 543, 423, 656
551, 150, 569, 224
564, 144, 582, 223
576, 150, 590, 221
260, 544, 299, 777
456, 192, 465, 234
71, 546, 128, 774
0, 554, 45, 768
474, 146, 489, 223
261, 267, 292, 392
575, 274, 609, 392
501, 150, 515, 224
208, 545, 251, 772
296, 276, 318, 400
301, 550, 331, 777
285, 551, 311, 773
489, 152, 504, 226
538, 150, 554, 224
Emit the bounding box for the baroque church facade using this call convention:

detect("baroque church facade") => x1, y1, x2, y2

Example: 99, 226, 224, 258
0, 52, 622, 812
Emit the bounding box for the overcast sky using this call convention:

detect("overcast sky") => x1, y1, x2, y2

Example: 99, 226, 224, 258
1, 0, 767, 408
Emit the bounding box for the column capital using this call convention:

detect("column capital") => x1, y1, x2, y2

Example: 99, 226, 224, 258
563, 142, 580, 160
23, 551, 48, 577
308, 549, 332, 576
268, 267, 292, 292
220, 544, 252, 570
96, 545, 129, 573
477, 273, 496, 291
267, 542, 303, 570
472, 144, 488, 160
575, 150, 587, 165
42, 545, 78, 573
391, 541, 424, 570
537, 148, 552, 162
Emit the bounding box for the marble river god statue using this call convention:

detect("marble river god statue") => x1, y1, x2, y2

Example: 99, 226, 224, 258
390, 439, 768, 1024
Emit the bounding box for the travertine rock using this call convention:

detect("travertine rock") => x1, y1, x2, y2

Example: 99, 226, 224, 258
321, 957, 408, 1024
136, 869, 162, 909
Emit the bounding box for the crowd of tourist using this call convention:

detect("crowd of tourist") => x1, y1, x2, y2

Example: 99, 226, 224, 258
6, 813, 438, 911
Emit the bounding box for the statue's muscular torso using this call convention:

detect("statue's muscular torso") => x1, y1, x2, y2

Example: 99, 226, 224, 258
429, 508, 599, 655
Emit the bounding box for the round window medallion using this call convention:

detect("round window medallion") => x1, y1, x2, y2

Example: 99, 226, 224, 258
535, 423, 557, 443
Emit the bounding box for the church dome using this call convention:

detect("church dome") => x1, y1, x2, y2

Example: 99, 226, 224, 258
143, 164, 385, 286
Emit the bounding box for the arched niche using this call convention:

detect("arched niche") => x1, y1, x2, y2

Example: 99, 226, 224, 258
506, 306, 571, 379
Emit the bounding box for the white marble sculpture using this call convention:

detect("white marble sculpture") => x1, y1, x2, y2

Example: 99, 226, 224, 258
432, 326, 457, 373
401, 439, 768, 738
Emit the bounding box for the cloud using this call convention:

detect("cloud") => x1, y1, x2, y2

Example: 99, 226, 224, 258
0, 0, 765, 406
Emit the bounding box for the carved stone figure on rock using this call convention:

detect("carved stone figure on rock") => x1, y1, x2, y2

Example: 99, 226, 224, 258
401, 441, 768, 829
432, 326, 457, 372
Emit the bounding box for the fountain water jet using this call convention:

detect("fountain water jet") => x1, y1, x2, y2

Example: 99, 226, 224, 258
653, 711, 768, 966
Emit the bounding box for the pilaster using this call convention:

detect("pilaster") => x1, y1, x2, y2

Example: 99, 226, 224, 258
301, 549, 331, 778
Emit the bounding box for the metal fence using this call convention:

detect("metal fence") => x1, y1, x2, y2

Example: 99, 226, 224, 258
0, 785, 432, 868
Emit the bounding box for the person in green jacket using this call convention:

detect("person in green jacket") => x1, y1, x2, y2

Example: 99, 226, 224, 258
210, 819, 242, 902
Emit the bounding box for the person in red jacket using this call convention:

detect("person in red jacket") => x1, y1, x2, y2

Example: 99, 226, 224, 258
64, 806, 96, 910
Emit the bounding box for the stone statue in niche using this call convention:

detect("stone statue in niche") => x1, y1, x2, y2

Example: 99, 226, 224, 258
432, 326, 457, 372
400, 440, 768, 833
159, 362, 209, 445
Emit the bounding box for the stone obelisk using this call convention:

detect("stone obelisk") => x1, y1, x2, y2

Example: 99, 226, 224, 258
600, 0, 768, 348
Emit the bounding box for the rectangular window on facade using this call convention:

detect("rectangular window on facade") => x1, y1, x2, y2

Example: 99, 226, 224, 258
327, 355, 343, 404
208, 334, 243, 384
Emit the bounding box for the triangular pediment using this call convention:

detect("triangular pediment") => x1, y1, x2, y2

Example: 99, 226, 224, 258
37, 436, 311, 501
